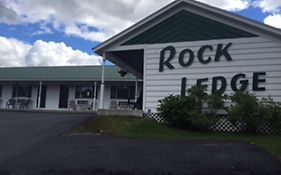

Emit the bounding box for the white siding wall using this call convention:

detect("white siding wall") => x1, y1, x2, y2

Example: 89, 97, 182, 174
0, 84, 12, 109
0, 84, 38, 109
104, 84, 111, 109
45, 85, 60, 110
68, 86, 75, 102
144, 37, 281, 112
30, 86, 38, 109
0, 82, 140, 110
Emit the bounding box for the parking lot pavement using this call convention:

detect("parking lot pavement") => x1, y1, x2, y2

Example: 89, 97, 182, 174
0, 111, 280, 175
0, 111, 92, 164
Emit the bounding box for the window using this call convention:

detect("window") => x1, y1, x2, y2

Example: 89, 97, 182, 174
111, 86, 135, 99
12, 85, 32, 98
75, 86, 95, 99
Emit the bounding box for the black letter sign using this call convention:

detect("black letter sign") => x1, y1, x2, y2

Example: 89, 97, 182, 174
181, 77, 187, 97
159, 46, 175, 72
212, 76, 227, 94
198, 45, 213, 64
197, 78, 209, 89
253, 72, 266, 91
231, 73, 248, 91
215, 43, 233, 62
179, 49, 194, 67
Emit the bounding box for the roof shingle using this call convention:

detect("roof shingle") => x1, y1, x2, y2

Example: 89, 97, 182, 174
0, 66, 136, 81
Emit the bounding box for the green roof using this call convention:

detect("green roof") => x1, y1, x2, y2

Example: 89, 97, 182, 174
122, 10, 257, 45
0, 66, 136, 82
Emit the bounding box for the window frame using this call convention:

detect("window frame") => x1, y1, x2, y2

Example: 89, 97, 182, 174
12, 85, 32, 98
110, 86, 135, 100
75, 86, 98, 99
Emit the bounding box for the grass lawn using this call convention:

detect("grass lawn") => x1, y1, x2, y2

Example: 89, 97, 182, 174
74, 115, 281, 159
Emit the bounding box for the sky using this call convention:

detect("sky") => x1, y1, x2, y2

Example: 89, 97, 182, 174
0, 0, 280, 67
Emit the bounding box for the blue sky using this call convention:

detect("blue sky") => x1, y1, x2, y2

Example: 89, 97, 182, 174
0, 0, 280, 67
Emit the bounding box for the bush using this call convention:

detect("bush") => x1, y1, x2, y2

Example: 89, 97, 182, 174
206, 93, 226, 117
227, 91, 259, 133
158, 86, 223, 131
158, 95, 195, 130
158, 86, 281, 134
259, 97, 281, 132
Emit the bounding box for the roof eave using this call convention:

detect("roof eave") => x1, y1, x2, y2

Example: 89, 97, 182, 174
93, 0, 281, 55
93, 0, 182, 55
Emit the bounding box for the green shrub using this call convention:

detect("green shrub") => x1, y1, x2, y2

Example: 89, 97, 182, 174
158, 95, 195, 129
187, 85, 207, 112
158, 86, 281, 134
206, 93, 226, 117
259, 97, 281, 132
158, 86, 218, 131
189, 111, 210, 131
227, 91, 259, 133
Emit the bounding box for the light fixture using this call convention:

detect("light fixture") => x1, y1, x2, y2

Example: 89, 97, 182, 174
118, 69, 128, 77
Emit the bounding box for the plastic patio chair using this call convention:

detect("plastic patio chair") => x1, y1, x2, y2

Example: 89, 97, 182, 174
69, 100, 76, 111
6, 99, 16, 109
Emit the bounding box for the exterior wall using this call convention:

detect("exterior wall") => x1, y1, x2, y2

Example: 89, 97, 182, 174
30, 86, 38, 109
144, 37, 281, 113
104, 84, 111, 109
0, 84, 12, 109
104, 81, 142, 109
0, 83, 38, 109
0, 81, 141, 111
45, 85, 60, 110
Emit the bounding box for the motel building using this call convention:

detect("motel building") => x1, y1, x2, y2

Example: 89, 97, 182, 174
1, 0, 281, 119
0, 66, 142, 111
94, 0, 281, 117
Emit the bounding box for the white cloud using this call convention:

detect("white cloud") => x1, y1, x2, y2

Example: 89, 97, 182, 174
198, 0, 251, 11
0, 1, 19, 24
253, 0, 281, 13
264, 14, 281, 28
0, 36, 101, 67
0, 36, 30, 67
0, 0, 251, 42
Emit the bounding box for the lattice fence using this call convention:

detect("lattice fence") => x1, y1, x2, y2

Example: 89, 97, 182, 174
144, 113, 281, 134
210, 117, 246, 132
144, 112, 164, 123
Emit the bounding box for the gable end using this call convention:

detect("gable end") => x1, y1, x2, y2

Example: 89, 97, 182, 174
122, 10, 258, 45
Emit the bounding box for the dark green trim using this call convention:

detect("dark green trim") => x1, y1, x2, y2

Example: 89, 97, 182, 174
0, 66, 137, 82
122, 10, 257, 45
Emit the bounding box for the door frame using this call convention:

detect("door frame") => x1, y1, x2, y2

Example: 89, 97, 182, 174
59, 85, 69, 109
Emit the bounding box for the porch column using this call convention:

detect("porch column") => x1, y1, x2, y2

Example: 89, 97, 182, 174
93, 81, 97, 111
135, 78, 138, 101
37, 81, 42, 109
99, 53, 106, 109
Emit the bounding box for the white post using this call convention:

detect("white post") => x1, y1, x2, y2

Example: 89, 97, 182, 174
99, 54, 106, 109
135, 78, 138, 101
37, 81, 42, 109
93, 81, 97, 111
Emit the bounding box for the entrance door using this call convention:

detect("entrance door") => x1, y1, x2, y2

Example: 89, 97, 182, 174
37, 85, 47, 108
59, 86, 69, 108
40, 86, 47, 108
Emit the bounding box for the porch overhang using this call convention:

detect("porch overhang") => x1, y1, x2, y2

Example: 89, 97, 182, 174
105, 49, 144, 78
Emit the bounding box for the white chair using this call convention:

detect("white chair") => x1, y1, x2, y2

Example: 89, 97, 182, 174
110, 100, 118, 109
69, 100, 76, 111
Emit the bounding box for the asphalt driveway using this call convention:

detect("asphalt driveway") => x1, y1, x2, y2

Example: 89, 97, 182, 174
0, 111, 280, 175
0, 111, 92, 164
